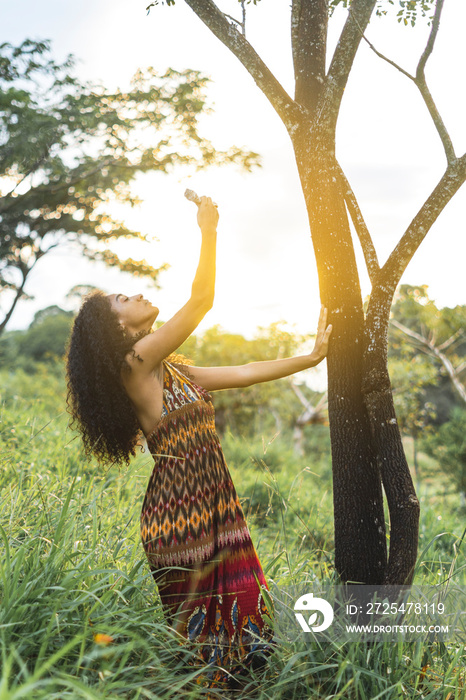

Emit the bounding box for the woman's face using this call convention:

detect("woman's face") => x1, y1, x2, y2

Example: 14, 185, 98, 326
108, 293, 159, 335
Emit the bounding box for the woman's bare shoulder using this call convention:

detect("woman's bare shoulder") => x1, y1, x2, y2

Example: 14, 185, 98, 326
121, 356, 164, 395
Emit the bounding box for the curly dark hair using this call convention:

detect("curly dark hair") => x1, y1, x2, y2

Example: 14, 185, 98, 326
65, 290, 152, 465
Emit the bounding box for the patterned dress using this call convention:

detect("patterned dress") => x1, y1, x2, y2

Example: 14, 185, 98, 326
140, 361, 275, 690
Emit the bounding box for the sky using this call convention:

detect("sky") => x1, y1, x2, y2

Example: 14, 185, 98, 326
1, 0, 465, 341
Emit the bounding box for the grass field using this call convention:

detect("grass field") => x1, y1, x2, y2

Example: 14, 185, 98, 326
1, 367, 464, 699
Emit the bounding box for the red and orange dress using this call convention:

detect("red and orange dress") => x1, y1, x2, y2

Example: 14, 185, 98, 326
140, 360, 275, 689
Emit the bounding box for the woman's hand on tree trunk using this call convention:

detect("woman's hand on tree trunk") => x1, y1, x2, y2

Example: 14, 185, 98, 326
309, 306, 332, 365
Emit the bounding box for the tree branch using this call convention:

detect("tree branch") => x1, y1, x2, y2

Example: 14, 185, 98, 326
0, 150, 53, 213
438, 328, 463, 352
380, 153, 466, 292
354, 21, 415, 81
456, 361, 466, 375
0, 266, 31, 335
336, 162, 380, 285
182, 0, 303, 130
48, 158, 116, 195
391, 318, 428, 345
290, 380, 328, 423
417, 0, 444, 76
291, 0, 328, 112
40, 240, 61, 256
414, 0, 455, 164
316, 0, 377, 132
0, 157, 117, 218
391, 318, 466, 405
223, 8, 245, 36
241, 0, 246, 38
351, 0, 455, 164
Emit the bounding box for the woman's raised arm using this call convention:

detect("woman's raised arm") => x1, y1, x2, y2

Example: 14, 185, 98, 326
187, 307, 333, 391
128, 196, 219, 373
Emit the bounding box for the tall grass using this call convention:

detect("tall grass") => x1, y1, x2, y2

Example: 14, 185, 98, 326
0, 367, 464, 699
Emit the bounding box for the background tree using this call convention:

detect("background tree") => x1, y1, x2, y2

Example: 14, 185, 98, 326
388, 284, 466, 490
422, 407, 466, 506
0, 304, 74, 368
147, 0, 466, 584
179, 322, 326, 438
289, 382, 328, 457
390, 285, 466, 410
0, 39, 258, 334
387, 355, 436, 481
1, 306, 327, 446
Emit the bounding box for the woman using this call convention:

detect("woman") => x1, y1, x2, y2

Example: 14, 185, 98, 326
66, 196, 332, 693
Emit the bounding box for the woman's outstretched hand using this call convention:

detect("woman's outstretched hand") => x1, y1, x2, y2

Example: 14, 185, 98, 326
309, 306, 333, 365
197, 196, 219, 234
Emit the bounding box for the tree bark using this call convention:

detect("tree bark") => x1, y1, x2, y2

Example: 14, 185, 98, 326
292, 0, 328, 110
363, 285, 420, 585
293, 129, 387, 583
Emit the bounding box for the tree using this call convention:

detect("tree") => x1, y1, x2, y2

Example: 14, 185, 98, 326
390, 285, 466, 408
387, 286, 466, 478
0, 305, 74, 368
422, 407, 466, 504
179, 322, 319, 437
0, 39, 258, 334
289, 382, 328, 456
388, 355, 437, 481
17, 306, 74, 362
148, 1, 466, 585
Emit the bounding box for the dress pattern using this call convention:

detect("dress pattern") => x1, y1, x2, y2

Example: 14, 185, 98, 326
140, 361, 275, 690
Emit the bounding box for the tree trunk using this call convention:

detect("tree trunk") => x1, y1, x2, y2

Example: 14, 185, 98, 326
363, 286, 420, 585
0, 277, 28, 336
293, 130, 387, 584
178, 0, 464, 589
293, 425, 304, 457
